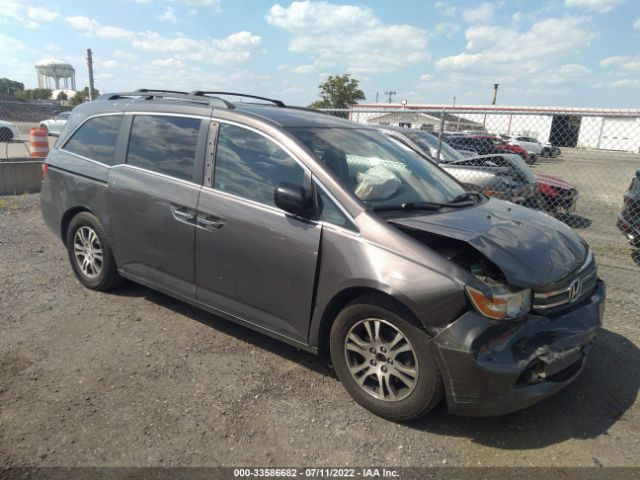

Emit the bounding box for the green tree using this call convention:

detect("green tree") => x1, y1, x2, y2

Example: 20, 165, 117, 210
0, 78, 24, 96
15, 88, 53, 100
308, 74, 365, 109
69, 87, 100, 107
57, 91, 68, 101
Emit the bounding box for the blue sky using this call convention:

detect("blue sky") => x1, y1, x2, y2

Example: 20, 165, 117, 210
1, 0, 639, 107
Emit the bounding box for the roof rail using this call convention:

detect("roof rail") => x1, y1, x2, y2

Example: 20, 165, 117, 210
98, 90, 235, 109
190, 91, 286, 108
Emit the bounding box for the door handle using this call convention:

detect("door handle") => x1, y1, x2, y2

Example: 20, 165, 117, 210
171, 206, 197, 224
197, 215, 226, 231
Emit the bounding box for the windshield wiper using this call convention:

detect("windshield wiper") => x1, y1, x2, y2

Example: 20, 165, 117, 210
449, 191, 483, 203
372, 202, 444, 212
372, 199, 473, 212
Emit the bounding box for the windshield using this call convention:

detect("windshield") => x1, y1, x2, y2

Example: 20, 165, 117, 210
287, 127, 466, 209
401, 130, 465, 163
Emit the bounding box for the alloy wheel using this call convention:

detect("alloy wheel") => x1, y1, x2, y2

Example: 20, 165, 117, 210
344, 318, 419, 402
73, 226, 103, 279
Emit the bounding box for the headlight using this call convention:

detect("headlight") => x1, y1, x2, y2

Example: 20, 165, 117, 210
465, 285, 531, 320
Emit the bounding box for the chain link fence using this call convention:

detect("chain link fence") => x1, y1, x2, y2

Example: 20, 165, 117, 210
0, 99, 638, 309
318, 106, 640, 301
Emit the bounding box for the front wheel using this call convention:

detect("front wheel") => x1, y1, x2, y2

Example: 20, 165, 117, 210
330, 299, 443, 421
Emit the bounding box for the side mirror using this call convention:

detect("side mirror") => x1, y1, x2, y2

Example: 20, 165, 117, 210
274, 182, 307, 216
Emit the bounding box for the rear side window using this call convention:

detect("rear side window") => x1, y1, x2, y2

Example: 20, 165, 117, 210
214, 123, 305, 208
127, 115, 201, 182
63, 115, 122, 165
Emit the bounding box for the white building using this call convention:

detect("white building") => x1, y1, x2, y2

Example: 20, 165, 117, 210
349, 103, 640, 153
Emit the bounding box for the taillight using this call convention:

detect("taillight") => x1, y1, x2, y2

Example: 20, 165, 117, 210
42, 162, 48, 179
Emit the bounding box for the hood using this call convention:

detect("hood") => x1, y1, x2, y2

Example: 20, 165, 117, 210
535, 173, 574, 190
457, 153, 537, 185
389, 198, 587, 289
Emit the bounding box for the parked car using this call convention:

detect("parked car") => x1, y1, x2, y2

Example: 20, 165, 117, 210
379, 127, 539, 207
41, 89, 605, 421
536, 173, 579, 214
617, 170, 640, 246
444, 134, 537, 165
40, 111, 71, 136
504, 135, 561, 158
0, 120, 20, 142
473, 135, 537, 164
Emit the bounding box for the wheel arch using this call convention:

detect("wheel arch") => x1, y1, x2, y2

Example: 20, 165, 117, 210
60, 206, 94, 245
315, 287, 425, 360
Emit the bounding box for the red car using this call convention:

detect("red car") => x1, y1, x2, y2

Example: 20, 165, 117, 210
536, 173, 578, 214
471, 135, 537, 164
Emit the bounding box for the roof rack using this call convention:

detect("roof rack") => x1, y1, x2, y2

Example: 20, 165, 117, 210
99, 89, 235, 109
190, 91, 286, 108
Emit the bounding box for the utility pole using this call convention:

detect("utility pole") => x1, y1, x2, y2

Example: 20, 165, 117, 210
86, 48, 95, 101
384, 90, 396, 104
375, 91, 379, 103
491, 83, 499, 105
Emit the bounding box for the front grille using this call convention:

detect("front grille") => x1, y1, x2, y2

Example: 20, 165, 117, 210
533, 251, 598, 312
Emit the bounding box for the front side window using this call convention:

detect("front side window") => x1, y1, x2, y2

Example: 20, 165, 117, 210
316, 182, 354, 230
214, 123, 305, 208
404, 130, 465, 163
63, 115, 122, 165
127, 115, 201, 182
288, 127, 466, 210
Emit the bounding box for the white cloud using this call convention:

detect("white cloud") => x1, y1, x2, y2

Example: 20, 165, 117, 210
0, 1, 58, 28
609, 79, 640, 88
600, 55, 640, 72
564, 0, 625, 13
102, 60, 119, 69
113, 49, 139, 61
434, 2, 459, 17
27, 6, 58, 22
434, 22, 461, 37
65, 16, 135, 40
132, 31, 261, 64
155, 6, 178, 23
173, 0, 221, 12
266, 1, 429, 74
532, 63, 591, 85
0, 33, 24, 51
462, 2, 495, 24
151, 58, 184, 67
419, 74, 434, 81
634, 17, 640, 29
437, 17, 596, 73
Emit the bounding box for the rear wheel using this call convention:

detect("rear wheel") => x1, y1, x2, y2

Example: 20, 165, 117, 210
526, 153, 537, 165
66, 212, 123, 291
330, 298, 443, 421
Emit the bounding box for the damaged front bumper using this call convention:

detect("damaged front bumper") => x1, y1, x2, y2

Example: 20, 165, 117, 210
432, 279, 605, 416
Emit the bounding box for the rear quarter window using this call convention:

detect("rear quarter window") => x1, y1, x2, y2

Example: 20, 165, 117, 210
63, 115, 122, 165
126, 115, 201, 182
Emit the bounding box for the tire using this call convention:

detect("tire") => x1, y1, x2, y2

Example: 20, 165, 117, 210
330, 297, 443, 421
40, 125, 49, 136
0, 127, 13, 142
526, 153, 537, 165
65, 212, 123, 291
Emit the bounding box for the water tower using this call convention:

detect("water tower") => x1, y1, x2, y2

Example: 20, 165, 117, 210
35, 58, 76, 90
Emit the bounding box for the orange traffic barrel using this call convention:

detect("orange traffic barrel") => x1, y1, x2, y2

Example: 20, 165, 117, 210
30, 128, 49, 158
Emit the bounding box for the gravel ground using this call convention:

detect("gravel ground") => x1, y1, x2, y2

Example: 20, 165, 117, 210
1, 149, 639, 469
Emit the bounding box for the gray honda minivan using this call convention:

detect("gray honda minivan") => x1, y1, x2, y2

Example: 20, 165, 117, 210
41, 90, 605, 421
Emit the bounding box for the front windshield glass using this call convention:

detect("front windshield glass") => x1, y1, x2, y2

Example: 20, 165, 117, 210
401, 130, 465, 163
287, 127, 466, 208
